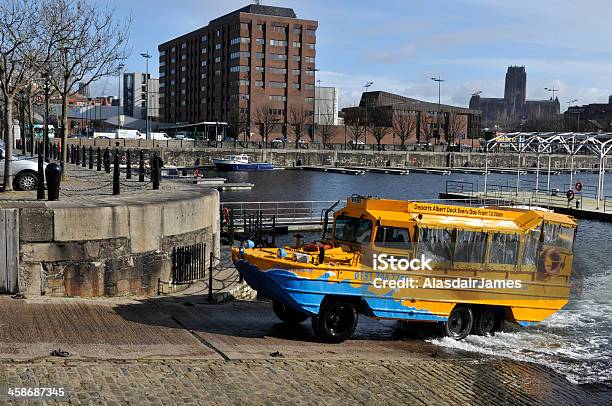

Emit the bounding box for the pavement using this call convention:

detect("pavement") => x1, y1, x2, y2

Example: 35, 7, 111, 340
0, 295, 610, 405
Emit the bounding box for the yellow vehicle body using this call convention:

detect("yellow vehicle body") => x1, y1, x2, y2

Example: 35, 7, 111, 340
233, 196, 577, 339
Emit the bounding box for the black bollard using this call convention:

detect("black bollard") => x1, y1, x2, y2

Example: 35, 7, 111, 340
82, 145, 86, 167
88, 146, 93, 169
126, 149, 131, 179
45, 163, 62, 201
36, 143, 45, 200
104, 148, 110, 173
96, 147, 101, 171
113, 148, 120, 195
152, 152, 160, 190
76, 145, 80, 165
138, 150, 145, 182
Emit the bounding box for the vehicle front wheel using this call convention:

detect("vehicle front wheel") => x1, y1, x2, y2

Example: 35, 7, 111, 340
272, 301, 309, 324
14, 171, 38, 191
443, 305, 474, 340
311, 299, 358, 343
473, 308, 504, 336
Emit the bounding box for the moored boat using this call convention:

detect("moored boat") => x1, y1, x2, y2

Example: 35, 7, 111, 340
233, 195, 577, 343
213, 154, 273, 171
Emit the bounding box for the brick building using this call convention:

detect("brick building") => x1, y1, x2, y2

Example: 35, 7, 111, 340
158, 4, 318, 138
564, 96, 612, 132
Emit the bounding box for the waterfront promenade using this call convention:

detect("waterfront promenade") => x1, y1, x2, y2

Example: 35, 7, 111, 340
0, 296, 609, 405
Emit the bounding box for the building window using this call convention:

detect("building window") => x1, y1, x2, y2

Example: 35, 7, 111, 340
214, 56, 221, 63
270, 67, 287, 74
230, 51, 250, 59
181, 54, 186, 60
305, 29, 316, 36
255, 80, 264, 87
202, 35, 208, 42
160, 61, 166, 67
256, 24, 264, 31
305, 83, 314, 90
181, 42, 187, 49
270, 53, 287, 61
171, 46, 176, 52
160, 72, 166, 78
240, 22, 249, 30
306, 43, 316, 50
201, 60, 207, 66
305, 97, 314, 103
201, 48, 207, 54
305, 69, 315, 76
270, 81, 287, 88
170, 91, 175, 96
216, 30, 220, 37
292, 83, 300, 89
215, 43, 221, 50
292, 69, 301, 75
305, 56, 315, 63
170, 68, 175, 74
255, 52, 264, 59
171, 57, 176, 63
269, 39, 287, 47
160, 50, 166, 57
181, 100, 186, 106
255, 38, 265, 45
229, 66, 250, 73
170, 79, 175, 85
181, 66, 186, 72
181, 78, 186, 83
200, 73, 206, 79
181, 89, 186, 95
255, 66, 264, 72
159, 82, 166, 88
201, 85, 206, 91
293, 26, 302, 35
293, 55, 301, 62
292, 42, 301, 48
230, 37, 251, 45
271, 25, 286, 34
269, 95, 287, 102
215, 69, 221, 76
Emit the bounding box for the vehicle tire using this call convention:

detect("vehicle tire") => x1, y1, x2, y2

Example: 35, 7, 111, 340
272, 301, 309, 324
474, 308, 503, 336
13, 171, 38, 191
311, 299, 358, 343
443, 305, 474, 340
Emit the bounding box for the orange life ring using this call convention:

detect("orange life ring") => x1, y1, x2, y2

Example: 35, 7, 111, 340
194, 168, 201, 177
566, 189, 575, 201
540, 248, 564, 274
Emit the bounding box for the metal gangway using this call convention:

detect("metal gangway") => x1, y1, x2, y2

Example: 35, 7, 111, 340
221, 200, 338, 228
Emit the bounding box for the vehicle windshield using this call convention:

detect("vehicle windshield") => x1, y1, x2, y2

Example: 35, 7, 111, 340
333, 215, 372, 245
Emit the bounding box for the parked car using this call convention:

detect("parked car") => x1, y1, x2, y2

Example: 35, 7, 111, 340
0, 140, 46, 191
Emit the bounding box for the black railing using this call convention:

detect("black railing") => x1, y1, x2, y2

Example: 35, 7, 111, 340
171, 243, 206, 285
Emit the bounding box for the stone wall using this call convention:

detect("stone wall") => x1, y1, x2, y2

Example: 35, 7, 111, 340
17, 188, 220, 297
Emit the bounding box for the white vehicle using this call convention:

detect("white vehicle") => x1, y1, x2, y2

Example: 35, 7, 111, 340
150, 132, 171, 140
93, 132, 116, 139
0, 140, 46, 191
115, 129, 144, 139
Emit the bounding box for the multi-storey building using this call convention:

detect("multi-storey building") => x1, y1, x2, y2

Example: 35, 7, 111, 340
315, 86, 340, 125
123, 72, 160, 120
157, 4, 317, 138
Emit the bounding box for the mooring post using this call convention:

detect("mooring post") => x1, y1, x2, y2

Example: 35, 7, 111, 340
76, 145, 80, 165
126, 149, 132, 179
113, 148, 120, 195
88, 146, 93, 169
139, 150, 145, 182
97, 147, 102, 171
104, 148, 110, 173
36, 142, 45, 200
152, 152, 160, 190
208, 251, 214, 303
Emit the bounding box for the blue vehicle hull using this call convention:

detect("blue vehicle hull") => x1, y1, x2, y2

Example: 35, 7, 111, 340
214, 162, 274, 171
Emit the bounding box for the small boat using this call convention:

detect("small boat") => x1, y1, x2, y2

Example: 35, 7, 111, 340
212, 154, 273, 171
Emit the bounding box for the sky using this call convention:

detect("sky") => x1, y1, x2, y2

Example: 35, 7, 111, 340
91, 0, 612, 111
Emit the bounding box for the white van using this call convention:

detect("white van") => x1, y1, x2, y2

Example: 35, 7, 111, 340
116, 129, 144, 139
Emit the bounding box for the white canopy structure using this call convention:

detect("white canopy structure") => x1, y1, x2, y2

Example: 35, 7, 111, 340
484, 132, 612, 209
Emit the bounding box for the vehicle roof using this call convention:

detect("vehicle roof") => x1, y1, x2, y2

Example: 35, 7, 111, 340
337, 197, 576, 232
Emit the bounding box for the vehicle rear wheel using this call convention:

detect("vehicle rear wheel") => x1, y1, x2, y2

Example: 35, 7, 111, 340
474, 308, 503, 336
443, 305, 474, 340
272, 301, 309, 324
14, 171, 38, 191
311, 299, 358, 343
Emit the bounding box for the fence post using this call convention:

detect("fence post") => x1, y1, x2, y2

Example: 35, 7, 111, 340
82, 145, 87, 167
76, 145, 80, 165
97, 147, 102, 171
113, 148, 120, 195
152, 152, 160, 190
37, 142, 45, 200
88, 146, 93, 169
208, 251, 214, 303
126, 149, 132, 179
139, 149, 145, 182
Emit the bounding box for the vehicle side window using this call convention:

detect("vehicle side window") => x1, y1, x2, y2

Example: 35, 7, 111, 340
543, 222, 574, 251
374, 226, 412, 250
454, 230, 487, 263
523, 225, 542, 265
334, 216, 373, 245
417, 227, 453, 263
489, 233, 520, 265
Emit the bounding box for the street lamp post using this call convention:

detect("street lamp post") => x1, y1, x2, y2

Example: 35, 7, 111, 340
544, 86, 559, 100
117, 64, 124, 131
141, 52, 152, 140
363, 81, 373, 145
431, 76, 445, 146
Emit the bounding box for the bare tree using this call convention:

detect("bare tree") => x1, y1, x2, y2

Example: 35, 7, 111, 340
392, 111, 417, 151
445, 112, 464, 149
288, 104, 308, 148
420, 113, 436, 146
370, 107, 391, 150
344, 106, 365, 146
227, 101, 250, 142
254, 104, 278, 143
318, 108, 337, 145
45, 0, 131, 173
0, 0, 53, 190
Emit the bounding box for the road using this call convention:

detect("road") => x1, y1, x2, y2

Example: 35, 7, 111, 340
0, 295, 609, 405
